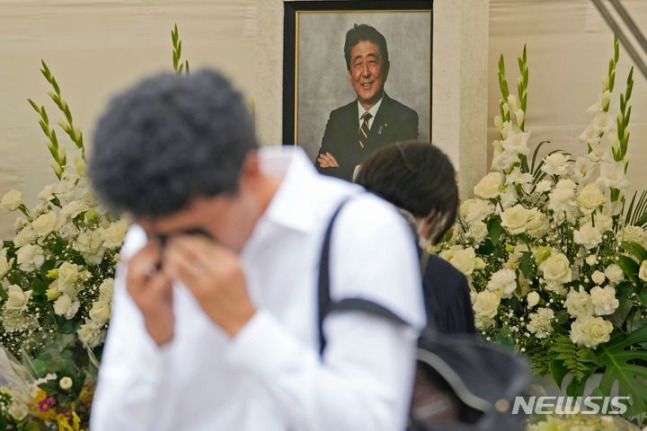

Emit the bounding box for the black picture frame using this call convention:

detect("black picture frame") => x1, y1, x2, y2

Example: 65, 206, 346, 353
283, 0, 433, 166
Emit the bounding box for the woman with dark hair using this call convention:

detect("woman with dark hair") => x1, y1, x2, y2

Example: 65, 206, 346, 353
355, 141, 476, 334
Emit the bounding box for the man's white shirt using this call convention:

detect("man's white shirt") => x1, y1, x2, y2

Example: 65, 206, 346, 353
90, 146, 425, 431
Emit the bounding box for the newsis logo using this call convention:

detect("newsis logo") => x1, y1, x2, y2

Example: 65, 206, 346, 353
510, 396, 631, 415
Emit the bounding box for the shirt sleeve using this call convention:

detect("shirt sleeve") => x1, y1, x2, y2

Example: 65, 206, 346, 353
225, 196, 425, 431
90, 227, 173, 431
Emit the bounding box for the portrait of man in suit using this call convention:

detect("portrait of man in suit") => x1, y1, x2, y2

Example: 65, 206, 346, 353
315, 24, 419, 181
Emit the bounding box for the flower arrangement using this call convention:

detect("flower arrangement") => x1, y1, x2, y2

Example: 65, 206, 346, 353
436, 39, 647, 419
0, 24, 190, 430
0, 61, 129, 430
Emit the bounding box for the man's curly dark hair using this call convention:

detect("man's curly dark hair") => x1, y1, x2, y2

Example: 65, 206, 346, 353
89, 69, 258, 219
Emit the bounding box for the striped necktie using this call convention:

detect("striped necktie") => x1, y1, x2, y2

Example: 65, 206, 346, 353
359, 112, 372, 149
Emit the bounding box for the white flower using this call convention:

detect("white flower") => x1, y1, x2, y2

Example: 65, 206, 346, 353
592, 111, 615, 135
638, 260, 647, 282
564, 287, 594, 318
78, 320, 106, 349
526, 209, 549, 238
539, 252, 572, 284
0, 248, 13, 278
466, 222, 488, 244
526, 291, 540, 309
604, 264, 625, 283
60, 200, 89, 221
570, 316, 613, 348
5, 285, 32, 312
590, 285, 619, 316
32, 212, 58, 236
504, 167, 533, 187
534, 180, 552, 193
98, 278, 115, 301
500, 204, 532, 235
440, 248, 478, 275
598, 161, 630, 191
53, 262, 82, 297
576, 184, 607, 215
585, 255, 598, 266
527, 307, 554, 339
618, 225, 646, 247
53, 294, 80, 319
591, 271, 606, 285
487, 269, 517, 298
573, 222, 603, 249
501, 130, 531, 156
89, 300, 111, 325
16, 244, 44, 272
74, 230, 106, 265
473, 290, 501, 329
548, 179, 576, 212
74, 156, 87, 177
59, 376, 73, 390
572, 157, 596, 184
593, 212, 614, 233
541, 153, 570, 176
37, 184, 57, 202
99, 220, 129, 249
0, 190, 22, 211
13, 225, 37, 248
474, 172, 504, 199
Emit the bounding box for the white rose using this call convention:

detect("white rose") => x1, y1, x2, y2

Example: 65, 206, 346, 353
525, 209, 549, 239
99, 220, 129, 249
590, 285, 619, 316
527, 307, 555, 339
32, 212, 58, 236
564, 287, 594, 318
500, 204, 532, 235
487, 269, 517, 298
89, 300, 111, 325
57, 262, 80, 285
5, 285, 32, 312
59, 376, 73, 390
77, 321, 106, 349
541, 153, 570, 176
638, 260, 647, 283
574, 223, 603, 249
447, 248, 477, 275
539, 252, 572, 284
474, 172, 503, 199
460, 199, 494, 223
526, 291, 540, 309
604, 264, 625, 283
0, 249, 13, 278
53, 294, 80, 319
570, 316, 613, 348
473, 290, 501, 329
0, 190, 22, 211
16, 244, 45, 272
591, 271, 606, 285
576, 184, 607, 215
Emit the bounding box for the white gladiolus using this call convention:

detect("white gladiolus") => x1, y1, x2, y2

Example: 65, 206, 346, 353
0, 190, 22, 211
541, 153, 570, 176
0, 248, 12, 278
598, 161, 630, 191
32, 212, 58, 236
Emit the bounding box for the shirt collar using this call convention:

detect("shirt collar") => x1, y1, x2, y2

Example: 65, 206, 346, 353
356, 95, 384, 121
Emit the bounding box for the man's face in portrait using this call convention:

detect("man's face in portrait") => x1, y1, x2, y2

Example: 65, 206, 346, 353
347, 40, 390, 110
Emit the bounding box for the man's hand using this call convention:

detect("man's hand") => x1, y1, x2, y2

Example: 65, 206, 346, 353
163, 236, 256, 337
126, 242, 175, 346
317, 152, 339, 168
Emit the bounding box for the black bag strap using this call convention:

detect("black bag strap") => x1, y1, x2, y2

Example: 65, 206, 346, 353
318, 194, 408, 356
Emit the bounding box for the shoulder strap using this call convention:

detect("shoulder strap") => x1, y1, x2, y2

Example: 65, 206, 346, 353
318, 194, 408, 356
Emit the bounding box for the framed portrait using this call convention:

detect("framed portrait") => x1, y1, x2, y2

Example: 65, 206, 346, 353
283, 0, 433, 176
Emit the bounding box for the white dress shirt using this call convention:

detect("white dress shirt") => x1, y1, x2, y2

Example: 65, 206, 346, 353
356, 96, 383, 130
90, 146, 425, 431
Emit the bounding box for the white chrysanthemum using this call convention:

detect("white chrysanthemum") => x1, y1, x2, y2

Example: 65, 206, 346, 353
548, 179, 576, 212
564, 287, 594, 318
16, 244, 45, 272
474, 172, 504, 199
539, 252, 572, 284
59, 376, 73, 390
570, 316, 613, 348
53, 294, 80, 319
526, 291, 540, 309
573, 222, 603, 249
487, 269, 517, 298
590, 285, 619, 316
89, 299, 111, 325
541, 153, 570, 176
527, 307, 554, 339
500, 204, 532, 235
0, 189, 22, 211
604, 264, 624, 283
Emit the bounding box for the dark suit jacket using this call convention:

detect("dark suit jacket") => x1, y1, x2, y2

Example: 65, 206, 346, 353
316, 93, 419, 181
423, 254, 476, 335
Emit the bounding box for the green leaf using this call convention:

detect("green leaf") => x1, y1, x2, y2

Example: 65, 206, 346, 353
595, 326, 647, 416
616, 255, 639, 284
621, 241, 647, 262
549, 358, 569, 388
487, 216, 504, 245
519, 252, 536, 279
